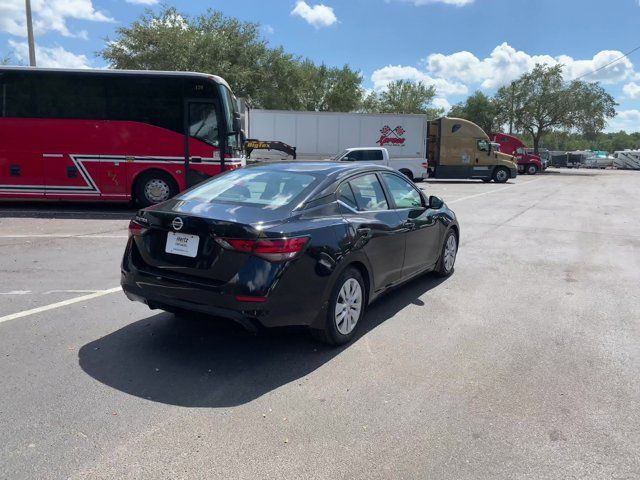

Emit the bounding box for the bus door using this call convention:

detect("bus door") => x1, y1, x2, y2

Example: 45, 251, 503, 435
0, 129, 44, 198
185, 100, 222, 188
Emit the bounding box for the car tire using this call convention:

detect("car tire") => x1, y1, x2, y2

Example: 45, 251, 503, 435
400, 169, 414, 181
312, 267, 366, 346
492, 167, 510, 183
134, 171, 178, 208
526, 164, 538, 175
433, 229, 458, 277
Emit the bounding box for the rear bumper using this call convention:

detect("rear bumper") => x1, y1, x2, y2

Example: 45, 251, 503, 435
120, 242, 331, 331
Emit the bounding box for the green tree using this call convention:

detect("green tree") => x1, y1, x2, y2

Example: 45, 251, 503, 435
500, 64, 617, 153
362, 80, 442, 117
448, 91, 498, 134
100, 6, 363, 111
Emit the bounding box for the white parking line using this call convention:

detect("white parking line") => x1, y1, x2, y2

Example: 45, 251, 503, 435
447, 177, 544, 205
0, 287, 121, 325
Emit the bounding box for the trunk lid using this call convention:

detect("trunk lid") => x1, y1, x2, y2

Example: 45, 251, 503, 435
132, 199, 289, 284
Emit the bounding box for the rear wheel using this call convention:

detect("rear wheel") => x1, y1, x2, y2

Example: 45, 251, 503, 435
433, 229, 457, 277
134, 171, 178, 208
399, 169, 414, 181
492, 167, 509, 183
526, 164, 538, 175
312, 267, 365, 346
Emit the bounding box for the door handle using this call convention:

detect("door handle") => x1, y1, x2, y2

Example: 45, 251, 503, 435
356, 227, 372, 238
402, 220, 415, 230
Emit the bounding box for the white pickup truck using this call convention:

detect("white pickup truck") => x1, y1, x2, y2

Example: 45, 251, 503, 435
331, 147, 428, 182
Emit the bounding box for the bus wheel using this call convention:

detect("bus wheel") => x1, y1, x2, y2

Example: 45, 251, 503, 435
526, 164, 538, 175
399, 169, 414, 181
135, 171, 178, 207
492, 167, 509, 183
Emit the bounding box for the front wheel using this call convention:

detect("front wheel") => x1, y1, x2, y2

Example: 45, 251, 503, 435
433, 230, 458, 277
492, 167, 510, 183
526, 164, 538, 175
134, 171, 178, 208
312, 267, 366, 346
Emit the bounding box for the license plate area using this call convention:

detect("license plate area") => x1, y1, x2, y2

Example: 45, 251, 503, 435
165, 231, 200, 258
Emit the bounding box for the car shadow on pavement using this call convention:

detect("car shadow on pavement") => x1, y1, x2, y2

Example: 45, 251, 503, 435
78, 274, 449, 408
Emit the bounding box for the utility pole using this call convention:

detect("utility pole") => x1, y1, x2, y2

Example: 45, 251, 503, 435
25, 0, 36, 66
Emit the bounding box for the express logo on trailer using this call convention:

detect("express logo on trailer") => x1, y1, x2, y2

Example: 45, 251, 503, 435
376, 125, 406, 147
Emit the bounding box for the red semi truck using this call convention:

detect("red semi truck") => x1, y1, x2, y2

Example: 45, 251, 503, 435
490, 133, 543, 175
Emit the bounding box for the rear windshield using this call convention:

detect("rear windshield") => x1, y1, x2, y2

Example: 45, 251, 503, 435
179, 168, 319, 209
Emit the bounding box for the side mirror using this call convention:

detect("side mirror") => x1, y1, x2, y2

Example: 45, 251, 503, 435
428, 195, 444, 209
232, 112, 242, 134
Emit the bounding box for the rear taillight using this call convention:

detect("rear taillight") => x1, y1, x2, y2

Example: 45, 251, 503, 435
421, 162, 429, 169
128, 220, 149, 238
215, 236, 310, 262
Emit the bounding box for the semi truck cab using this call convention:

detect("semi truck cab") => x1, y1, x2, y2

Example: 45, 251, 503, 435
428, 117, 517, 183
490, 133, 544, 175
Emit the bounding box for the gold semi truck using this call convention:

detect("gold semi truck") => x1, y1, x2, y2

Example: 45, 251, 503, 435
427, 117, 518, 183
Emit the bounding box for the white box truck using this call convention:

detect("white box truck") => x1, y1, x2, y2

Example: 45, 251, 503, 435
247, 109, 429, 180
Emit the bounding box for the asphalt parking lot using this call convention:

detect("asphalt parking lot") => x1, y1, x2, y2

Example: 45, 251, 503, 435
1, 169, 639, 479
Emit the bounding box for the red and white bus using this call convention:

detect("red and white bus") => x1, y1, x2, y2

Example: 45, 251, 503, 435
0, 67, 244, 206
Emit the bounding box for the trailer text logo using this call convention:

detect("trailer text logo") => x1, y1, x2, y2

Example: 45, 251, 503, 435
376, 125, 406, 147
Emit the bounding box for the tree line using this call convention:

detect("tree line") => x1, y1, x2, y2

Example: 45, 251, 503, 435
5, 6, 628, 151
100, 7, 441, 116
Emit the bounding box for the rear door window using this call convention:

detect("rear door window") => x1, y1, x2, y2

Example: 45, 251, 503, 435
336, 183, 358, 210
381, 173, 423, 209
349, 174, 389, 211
365, 150, 384, 161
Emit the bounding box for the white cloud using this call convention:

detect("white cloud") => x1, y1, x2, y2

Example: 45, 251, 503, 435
291, 1, 337, 28
262, 24, 275, 35
371, 65, 468, 97
9, 39, 91, 68
0, 0, 113, 38
623, 82, 640, 99
126, 0, 158, 4
432, 97, 451, 112
426, 43, 635, 90
606, 110, 640, 132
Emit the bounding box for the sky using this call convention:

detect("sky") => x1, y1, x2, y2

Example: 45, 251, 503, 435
1, 0, 640, 132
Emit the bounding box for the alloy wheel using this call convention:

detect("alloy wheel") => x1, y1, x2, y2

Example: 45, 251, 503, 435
443, 234, 457, 272
334, 278, 363, 335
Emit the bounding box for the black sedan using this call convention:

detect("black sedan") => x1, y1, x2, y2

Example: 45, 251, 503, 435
121, 162, 459, 345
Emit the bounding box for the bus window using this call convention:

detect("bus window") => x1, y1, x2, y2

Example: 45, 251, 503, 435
188, 103, 219, 147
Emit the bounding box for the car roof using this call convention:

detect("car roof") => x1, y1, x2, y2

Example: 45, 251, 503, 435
245, 161, 394, 177
243, 161, 400, 204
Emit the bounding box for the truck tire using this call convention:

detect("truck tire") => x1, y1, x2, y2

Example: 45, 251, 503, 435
492, 167, 510, 183
399, 169, 414, 181
526, 164, 538, 175
134, 170, 178, 208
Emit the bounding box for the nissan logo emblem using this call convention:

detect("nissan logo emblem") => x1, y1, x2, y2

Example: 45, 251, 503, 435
172, 217, 184, 231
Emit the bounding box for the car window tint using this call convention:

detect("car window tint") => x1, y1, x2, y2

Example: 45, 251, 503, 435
345, 150, 365, 161
365, 150, 384, 161
349, 174, 389, 211
381, 173, 423, 209
181, 169, 317, 208
336, 183, 358, 210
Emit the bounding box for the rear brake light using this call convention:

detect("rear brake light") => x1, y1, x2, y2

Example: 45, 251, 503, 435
215, 236, 309, 261
421, 162, 429, 169
128, 220, 149, 238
